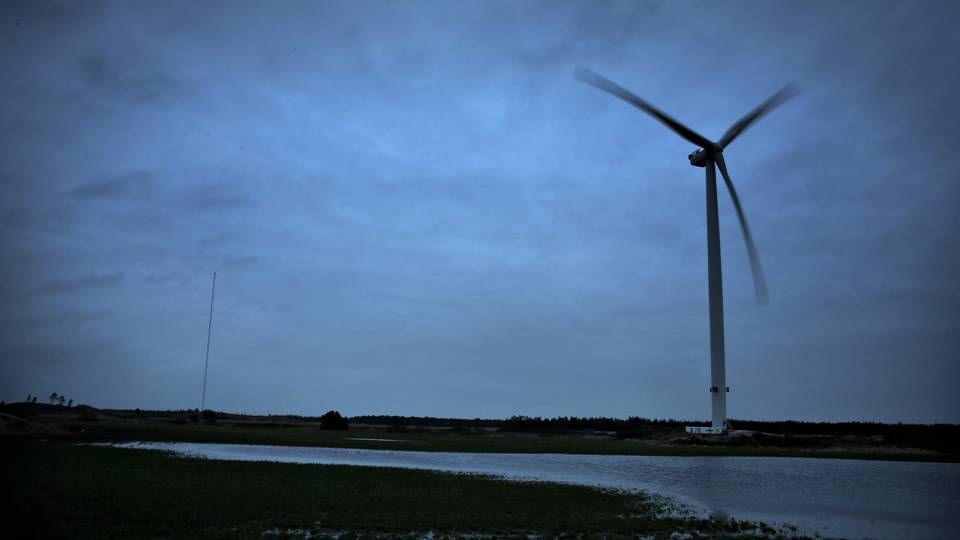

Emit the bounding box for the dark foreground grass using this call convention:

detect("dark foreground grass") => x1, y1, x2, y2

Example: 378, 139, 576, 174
2, 442, 784, 539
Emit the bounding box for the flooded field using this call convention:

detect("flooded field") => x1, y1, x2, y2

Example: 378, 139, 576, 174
111, 441, 960, 539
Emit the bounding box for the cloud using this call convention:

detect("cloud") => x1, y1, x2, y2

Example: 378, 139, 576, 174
0, 0, 103, 31
221, 255, 262, 269
181, 183, 256, 211
2, 308, 112, 330
78, 52, 185, 105
141, 272, 180, 285
34, 273, 124, 295
72, 171, 155, 200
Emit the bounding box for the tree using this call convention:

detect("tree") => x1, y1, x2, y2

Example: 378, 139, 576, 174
31, 397, 37, 404
49, 392, 58, 405
77, 405, 98, 421
58, 395, 65, 406
319, 410, 349, 431
26, 394, 31, 402
68, 399, 73, 407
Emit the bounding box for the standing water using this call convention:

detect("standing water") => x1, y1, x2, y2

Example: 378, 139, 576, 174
109, 442, 960, 539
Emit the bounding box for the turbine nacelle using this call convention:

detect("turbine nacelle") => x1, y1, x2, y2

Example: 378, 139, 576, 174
689, 143, 724, 167
688, 148, 709, 167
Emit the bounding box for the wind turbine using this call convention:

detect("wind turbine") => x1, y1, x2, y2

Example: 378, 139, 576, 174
574, 67, 796, 433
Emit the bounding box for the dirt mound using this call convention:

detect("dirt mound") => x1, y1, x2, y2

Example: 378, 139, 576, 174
0, 412, 50, 434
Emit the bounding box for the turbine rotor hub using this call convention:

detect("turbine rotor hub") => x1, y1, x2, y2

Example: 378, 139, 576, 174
688, 144, 723, 167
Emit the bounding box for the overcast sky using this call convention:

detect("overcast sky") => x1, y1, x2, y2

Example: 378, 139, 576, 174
2, 0, 958, 422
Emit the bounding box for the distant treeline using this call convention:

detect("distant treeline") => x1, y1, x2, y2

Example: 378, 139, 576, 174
100, 408, 953, 436
727, 419, 958, 436
352, 414, 958, 439
7, 401, 956, 451
350, 415, 503, 428
90, 408, 325, 422
350, 415, 696, 432
728, 419, 960, 453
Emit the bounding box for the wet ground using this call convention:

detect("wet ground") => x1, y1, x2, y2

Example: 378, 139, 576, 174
111, 441, 960, 539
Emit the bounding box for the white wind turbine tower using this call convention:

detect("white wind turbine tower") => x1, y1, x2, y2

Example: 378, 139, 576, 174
575, 67, 796, 433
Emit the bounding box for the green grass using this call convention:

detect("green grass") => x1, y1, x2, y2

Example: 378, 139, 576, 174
34, 415, 957, 463
7, 406, 956, 463
2, 442, 784, 539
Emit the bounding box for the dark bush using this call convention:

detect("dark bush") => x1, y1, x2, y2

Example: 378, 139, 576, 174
319, 410, 348, 430
76, 406, 99, 421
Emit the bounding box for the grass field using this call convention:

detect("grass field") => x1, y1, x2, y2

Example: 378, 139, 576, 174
2, 442, 786, 539
5, 404, 948, 538
9, 408, 956, 463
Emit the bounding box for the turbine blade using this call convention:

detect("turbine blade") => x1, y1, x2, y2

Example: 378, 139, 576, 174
574, 66, 713, 149
718, 84, 798, 149
715, 153, 769, 305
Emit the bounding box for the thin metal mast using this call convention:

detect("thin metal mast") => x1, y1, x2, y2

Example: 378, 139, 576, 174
201, 271, 216, 411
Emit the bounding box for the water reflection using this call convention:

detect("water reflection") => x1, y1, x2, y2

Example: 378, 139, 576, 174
111, 442, 960, 539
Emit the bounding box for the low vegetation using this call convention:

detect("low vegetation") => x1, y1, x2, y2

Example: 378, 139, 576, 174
3, 403, 950, 538
3, 442, 789, 539
2, 402, 958, 462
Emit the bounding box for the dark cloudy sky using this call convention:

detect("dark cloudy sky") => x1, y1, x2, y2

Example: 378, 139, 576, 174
2, 0, 958, 422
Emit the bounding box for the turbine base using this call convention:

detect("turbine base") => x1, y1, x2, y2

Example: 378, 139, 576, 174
685, 426, 726, 435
